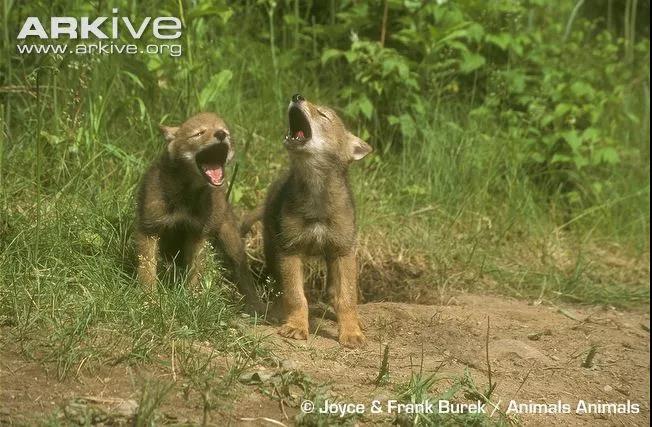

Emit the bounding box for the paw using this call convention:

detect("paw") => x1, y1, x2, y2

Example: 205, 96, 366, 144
339, 326, 366, 348
278, 322, 309, 340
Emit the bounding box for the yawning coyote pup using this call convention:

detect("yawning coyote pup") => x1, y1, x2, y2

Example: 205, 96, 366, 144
262, 94, 372, 348
135, 113, 263, 313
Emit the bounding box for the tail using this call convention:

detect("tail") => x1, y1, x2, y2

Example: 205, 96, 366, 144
240, 205, 264, 236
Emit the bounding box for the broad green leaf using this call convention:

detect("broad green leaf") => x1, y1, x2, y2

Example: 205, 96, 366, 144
570, 81, 594, 99
503, 70, 526, 93
486, 33, 512, 50
551, 153, 572, 164
562, 131, 582, 151
186, 5, 234, 23
459, 51, 485, 74
573, 155, 589, 169
357, 96, 374, 120
199, 70, 233, 109
466, 23, 485, 42
581, 127, 601, 141
397, 113, 416, 139
321, 49, 343, 64
553, 103, 572, 118
593, 147, 620, 165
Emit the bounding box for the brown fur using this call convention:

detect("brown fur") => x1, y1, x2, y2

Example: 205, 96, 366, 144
261, 95, 372, 348
135, 112, 264, 313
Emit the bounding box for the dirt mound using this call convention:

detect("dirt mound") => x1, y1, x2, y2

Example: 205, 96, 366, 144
1, 295, 649, 425
236, 294, 650, 425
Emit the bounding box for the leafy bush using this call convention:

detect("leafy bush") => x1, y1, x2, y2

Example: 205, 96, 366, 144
471, 19, 648, 204
302, 0, 649, 203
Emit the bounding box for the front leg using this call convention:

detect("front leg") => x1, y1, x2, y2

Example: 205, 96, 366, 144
136, 231, 159, 292
327, 252, 365, 348
183, 234, 206, 290
214, 217, 266, 314
277, 253, 309, 340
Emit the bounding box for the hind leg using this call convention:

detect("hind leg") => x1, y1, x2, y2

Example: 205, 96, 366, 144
214, 217, 265, 314
260, 231, 285, 321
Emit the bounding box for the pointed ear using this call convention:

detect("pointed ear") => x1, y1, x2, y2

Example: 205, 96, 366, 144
348, 134, 372, 161
159, 125, 179, 142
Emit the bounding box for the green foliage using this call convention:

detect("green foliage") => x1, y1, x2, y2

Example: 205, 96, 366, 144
471, 20, 649, 204
310, 1, 650, 204
395, 367, 509, 426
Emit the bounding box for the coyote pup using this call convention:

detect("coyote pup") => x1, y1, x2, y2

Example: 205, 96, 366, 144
135, 113, 263, 312
262, 94, 372, 348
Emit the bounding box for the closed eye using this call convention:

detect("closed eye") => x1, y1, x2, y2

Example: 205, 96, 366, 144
317, 110, 331, 121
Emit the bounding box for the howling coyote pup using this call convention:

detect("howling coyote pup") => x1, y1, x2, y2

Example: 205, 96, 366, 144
262, 94, 372, 348
135, 113, 263, 312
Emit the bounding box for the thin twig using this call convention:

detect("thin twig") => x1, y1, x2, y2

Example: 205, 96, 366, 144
380, 0, 389, 47
485, 316, 493, 394
514, 367, 532, 397
273, 383, 289, 420
171, 340, 177, 382
563, 0, 586, 42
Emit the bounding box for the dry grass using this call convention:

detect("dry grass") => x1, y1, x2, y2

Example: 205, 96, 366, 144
241, 217, 649, 309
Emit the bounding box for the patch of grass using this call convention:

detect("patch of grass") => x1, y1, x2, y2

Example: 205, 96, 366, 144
237, 364, 361, 426
288, 372, 361, 427
394, 367, 513, 427
36, 379, 173, 425
374, 344, 391, 386
134, 379, 175, 426
390, 329, 510, 427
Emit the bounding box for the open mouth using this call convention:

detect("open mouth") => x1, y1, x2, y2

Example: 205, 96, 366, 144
286, 105, 311, 145
195, 143, 229, 187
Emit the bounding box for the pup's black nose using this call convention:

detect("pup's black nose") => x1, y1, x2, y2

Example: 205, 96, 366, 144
214, 129, 228, 141
291, 93, 305, 103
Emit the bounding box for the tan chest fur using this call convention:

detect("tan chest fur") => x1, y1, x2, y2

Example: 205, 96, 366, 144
277, 180, 356, 256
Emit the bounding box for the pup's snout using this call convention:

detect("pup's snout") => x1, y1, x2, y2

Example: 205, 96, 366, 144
291, 93, 305, 103
214, 129, 228, 141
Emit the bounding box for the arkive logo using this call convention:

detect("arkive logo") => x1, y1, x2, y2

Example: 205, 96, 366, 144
17, 8, 182, 40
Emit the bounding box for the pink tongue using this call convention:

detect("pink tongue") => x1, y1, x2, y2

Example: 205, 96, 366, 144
295, 130, 304, 138
203, 166, 223, 185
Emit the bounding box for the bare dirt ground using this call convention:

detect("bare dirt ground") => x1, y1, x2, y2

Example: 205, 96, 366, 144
1, 294, 649, 426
